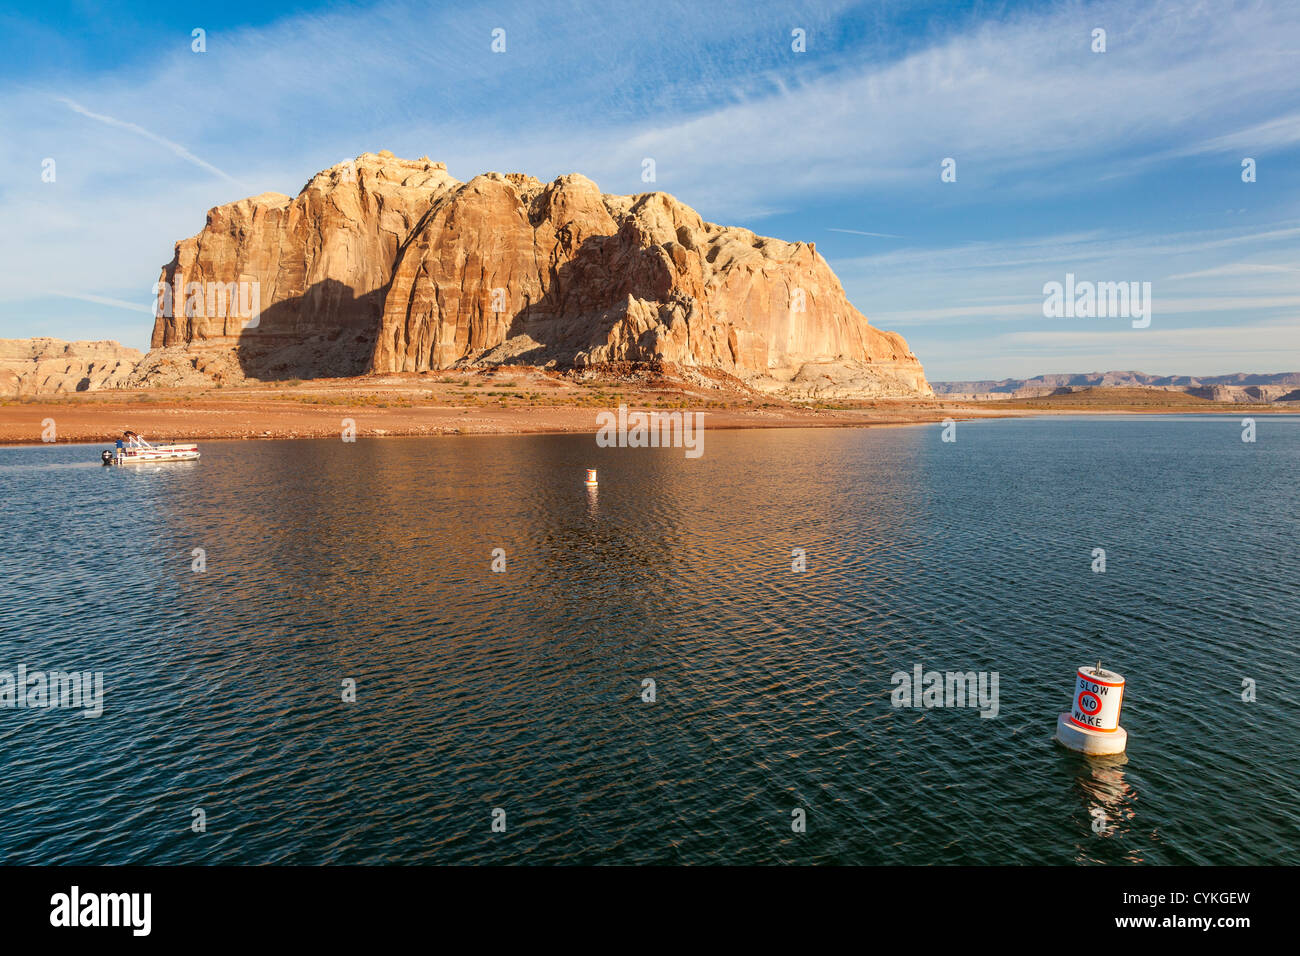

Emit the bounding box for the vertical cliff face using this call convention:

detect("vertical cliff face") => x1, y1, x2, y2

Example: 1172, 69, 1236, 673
152, 153, 459, 377
147, 152, 932, 397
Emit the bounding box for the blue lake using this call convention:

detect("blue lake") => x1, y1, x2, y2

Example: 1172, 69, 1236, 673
0, 415, 1296, 864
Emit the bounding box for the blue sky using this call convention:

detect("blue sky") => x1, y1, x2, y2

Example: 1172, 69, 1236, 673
1, 0, 1297, 380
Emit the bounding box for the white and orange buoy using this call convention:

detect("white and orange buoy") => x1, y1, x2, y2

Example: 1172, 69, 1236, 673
1055, 662, 1127, 755
584, 469, 598, 486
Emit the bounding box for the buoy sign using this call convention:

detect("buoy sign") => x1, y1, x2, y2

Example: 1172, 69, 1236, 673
1069, 666, 1125, 732
1055, 662, 1128, 755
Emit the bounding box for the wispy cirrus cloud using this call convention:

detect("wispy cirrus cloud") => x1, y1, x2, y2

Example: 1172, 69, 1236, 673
0, 0, 1296, 379
50, 291, 153, 314
56, 97, 245, 187
828, 228, 904, 239
1167, 263, 1300, 280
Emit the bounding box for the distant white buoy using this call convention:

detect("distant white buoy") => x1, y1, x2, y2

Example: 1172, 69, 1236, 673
584, 469, 598, 486
1055, 662, 1127, 755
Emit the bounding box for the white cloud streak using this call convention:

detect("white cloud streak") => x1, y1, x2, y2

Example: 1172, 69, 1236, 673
57, 97, 244, 187
50, 292, 154, 314
0, 0, 1295, 376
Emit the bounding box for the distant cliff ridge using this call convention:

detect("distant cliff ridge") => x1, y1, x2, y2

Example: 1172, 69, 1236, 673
933, 370, 1300, 403
145, 151, 932, 398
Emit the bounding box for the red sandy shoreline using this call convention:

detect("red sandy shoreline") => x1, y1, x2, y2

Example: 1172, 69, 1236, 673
0, 396, 988, 445
1, 372, 1289, 447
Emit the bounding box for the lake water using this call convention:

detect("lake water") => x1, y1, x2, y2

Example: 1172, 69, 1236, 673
0, 415, 1296, 864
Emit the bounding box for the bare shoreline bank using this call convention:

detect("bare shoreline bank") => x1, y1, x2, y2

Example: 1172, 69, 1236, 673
1, 392, 1290, 447
0, 399, 984, 446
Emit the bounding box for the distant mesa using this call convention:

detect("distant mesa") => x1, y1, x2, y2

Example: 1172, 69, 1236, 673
140, 151, 932, 399
932, 370, 1300, 404
0, 338, 141, 396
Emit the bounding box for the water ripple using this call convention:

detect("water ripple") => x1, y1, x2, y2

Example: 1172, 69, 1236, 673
0, 416, 1297, 864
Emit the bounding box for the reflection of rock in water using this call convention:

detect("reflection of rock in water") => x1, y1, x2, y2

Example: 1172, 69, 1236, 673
586, 483, 598, 518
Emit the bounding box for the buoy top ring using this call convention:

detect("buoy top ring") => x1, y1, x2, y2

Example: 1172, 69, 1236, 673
1077, 665, 1124, 687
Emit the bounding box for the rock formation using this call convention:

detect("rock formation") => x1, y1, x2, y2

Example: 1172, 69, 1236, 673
0, 338, 141, 395
147, 152, 932, 397
932, 370, 1300, 403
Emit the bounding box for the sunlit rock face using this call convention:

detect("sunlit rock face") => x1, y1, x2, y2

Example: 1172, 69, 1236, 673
148, 152, 932, 397
150, 152, 459, 380
0, 338, 141, 395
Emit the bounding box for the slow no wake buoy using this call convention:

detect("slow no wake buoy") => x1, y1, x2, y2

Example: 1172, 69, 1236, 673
1055, 662, 1127, 755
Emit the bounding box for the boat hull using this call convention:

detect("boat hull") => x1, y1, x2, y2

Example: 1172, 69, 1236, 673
117, 444, 200, 463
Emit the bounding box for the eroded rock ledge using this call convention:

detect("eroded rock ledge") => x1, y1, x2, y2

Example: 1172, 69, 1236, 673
0, 338, 141, 396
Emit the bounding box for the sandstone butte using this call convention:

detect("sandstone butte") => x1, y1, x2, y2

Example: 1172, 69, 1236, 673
139, 151, 931, 399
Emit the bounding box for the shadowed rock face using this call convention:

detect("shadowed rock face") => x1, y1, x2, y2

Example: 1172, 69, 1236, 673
150, 153, 459, 381
148, 152, 932, 397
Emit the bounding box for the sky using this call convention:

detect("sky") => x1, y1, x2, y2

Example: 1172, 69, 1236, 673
1, 0, 1297, 381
